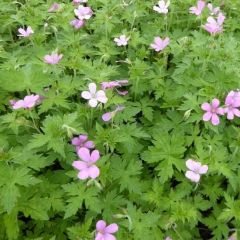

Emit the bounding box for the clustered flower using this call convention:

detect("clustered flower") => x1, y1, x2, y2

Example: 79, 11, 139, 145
201, 90, 240, 126
17, 26, 34, 38
95, 220, 119, 240
44, 52, 63, 65
71, 2, 93, 29
10, 94, 42, 110
189, 1, 225, 35
153, 0, 170, 14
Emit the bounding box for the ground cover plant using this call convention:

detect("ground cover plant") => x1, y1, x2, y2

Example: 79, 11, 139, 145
0, 0, 240, 239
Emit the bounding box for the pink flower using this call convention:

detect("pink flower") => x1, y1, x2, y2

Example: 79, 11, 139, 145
207, 3, 220, 15
189, 0, 205, 16
72, 147, 100, 179
224, 91, 240, 120
74, 5, 93, 20
11, 94, 42, 110
228, 232, 237, 240
101, 80, 128, 96
153, 0, 170, 14
70, 19, 85, 29
71, 134, 94, 151
150, 37, 170, 52
203, 13, 225, 35
114, 35, 129, 46
95, 220, 119, 240
44, 53, 63, 64
165, 237, 172, 240
81, 83, 108, 108
17, 26, 34, 37
201, 98, 224, 125
48, 2, 60, 12
102, 106, 124, 122
72, 0, 87, 5
185, 159, 208, 183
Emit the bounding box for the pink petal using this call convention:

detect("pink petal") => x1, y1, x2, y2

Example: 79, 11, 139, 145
199, 165, 208, 174
96, 220, 106, 231
78, 135, 88, 142
95, 232, 104, 240
77, 169, 89, 179
105, 223, 118, 233
211, 113, 220, 125
186, 159, 201, 172
217, 107, 224, 115
227, 110, 234, 120
77, 147, 90, 162
203, 112, 212, 121
185, 171, 200, 183
83, 141, 95, 149
72, 161, 88, 170
88, 165, 100, 179
104, 233, 116, 240
233, 108, 240, 117
102, 112, 112, 122
90, 150, 100, 163
71, 137, 81, 145
12, 100, 24, 109
211, 98, 220, 108
201, 102, 211, 111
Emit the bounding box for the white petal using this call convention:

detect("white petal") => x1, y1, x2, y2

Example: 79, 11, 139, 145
96, 90, 108, 103
81, 91, 91, 99
89, 98, 98, 107
88, 83, 96, 94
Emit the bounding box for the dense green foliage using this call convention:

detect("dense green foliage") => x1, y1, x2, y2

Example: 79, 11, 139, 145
0, 0, 240, 239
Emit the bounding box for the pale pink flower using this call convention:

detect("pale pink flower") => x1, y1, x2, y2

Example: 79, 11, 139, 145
114, 35, 129, 46
72, 0, 87, 5
71, 134, 94, 151
228, 232, 237, 240
189, 0, 205, 16
153, 0, 170, 14
81, 83, 108, 108
185, 159, 208, 183
201, 98, 224, 125
48, 2, 60, 12
70, 19, 85, 29
165, 237, 172, 240
44, 53, 63, 64
11, 94, 42, 110
17, 26, 34, 37
207, 3, 220, 15
203, 12, 225, 35
95, 220, 119, 240
150, 37, 170, 52
74, 5, 93, 20
224, 91, 240, 120
102, 106, 124, 122
72, 147, 100, 179
101, 80, 128, 90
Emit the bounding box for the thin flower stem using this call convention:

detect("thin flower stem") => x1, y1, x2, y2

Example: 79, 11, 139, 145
173, 227, 184, 240
28, 110, 41, 134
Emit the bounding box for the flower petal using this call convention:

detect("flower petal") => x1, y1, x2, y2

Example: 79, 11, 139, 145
77, 169, 89, 179
186, 159, 201, 172
72, 161, 88, 170
83, 141, 95, 149
89, 83, 96, 94
96, 90, 108, 103
89, 98, 98, 107
104, 233, 116, 240
199, 165, 208, 174
211, 98, 220, 108
90, 150, 100, 163
211, 113, 220, 125
105, 223, 118, 233
185, 171, 200, 183
88, 165, 100, 179
203, 112, 212, 121
81, 91, 91, 100
201, 102, 211, 111
96, 220, 106, 231
77, 147, 90, 162
102, 112, 112, 122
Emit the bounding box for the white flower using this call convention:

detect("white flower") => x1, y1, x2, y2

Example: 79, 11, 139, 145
114, 35, 129, 46
81, 83, 108, 108
153, 0, 170, 14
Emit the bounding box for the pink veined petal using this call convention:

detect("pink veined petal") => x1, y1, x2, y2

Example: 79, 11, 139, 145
88, 83, 96, 94
77, 169, 89, 179
207, 16, 217, 25
77, 147, 90, 162
163, 37, 170, 48
185, 171, 200, 183
102, 112, 112, 122
154, 37, 162, 45
95, 232, 104, 240
199, 165, 208, 174
89, 98, 98, 107
186, 159, 201, 172
104, 233, 116, 240
105, 223, 119, 234
90, 150, 100, 163
198, 0, 205, 10
217, 13, 225, 25
203, 112, 212, 121
233, 108, 240, 117
12, 100, 24, 109
150, 43, 160, 51
78, 134, 88, 143
71, 137, 81, 145
211, 98, 220, 108
44, 55, 53, 64
96, 90, 108, 103
83, 141, 95, 149
72, 161, 88, 170
81, 91, 91, 100
201, 102, 211, 111
96, 220, 106, 231
116, 89, 128, 95
211, 113, 220, 125
217, 107, 224, 115
18, 28, 26, 35
227, 110, 234, 120
88, 165, 100, 179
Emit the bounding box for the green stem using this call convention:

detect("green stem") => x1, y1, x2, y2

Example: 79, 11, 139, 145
28, 110, 41, 133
